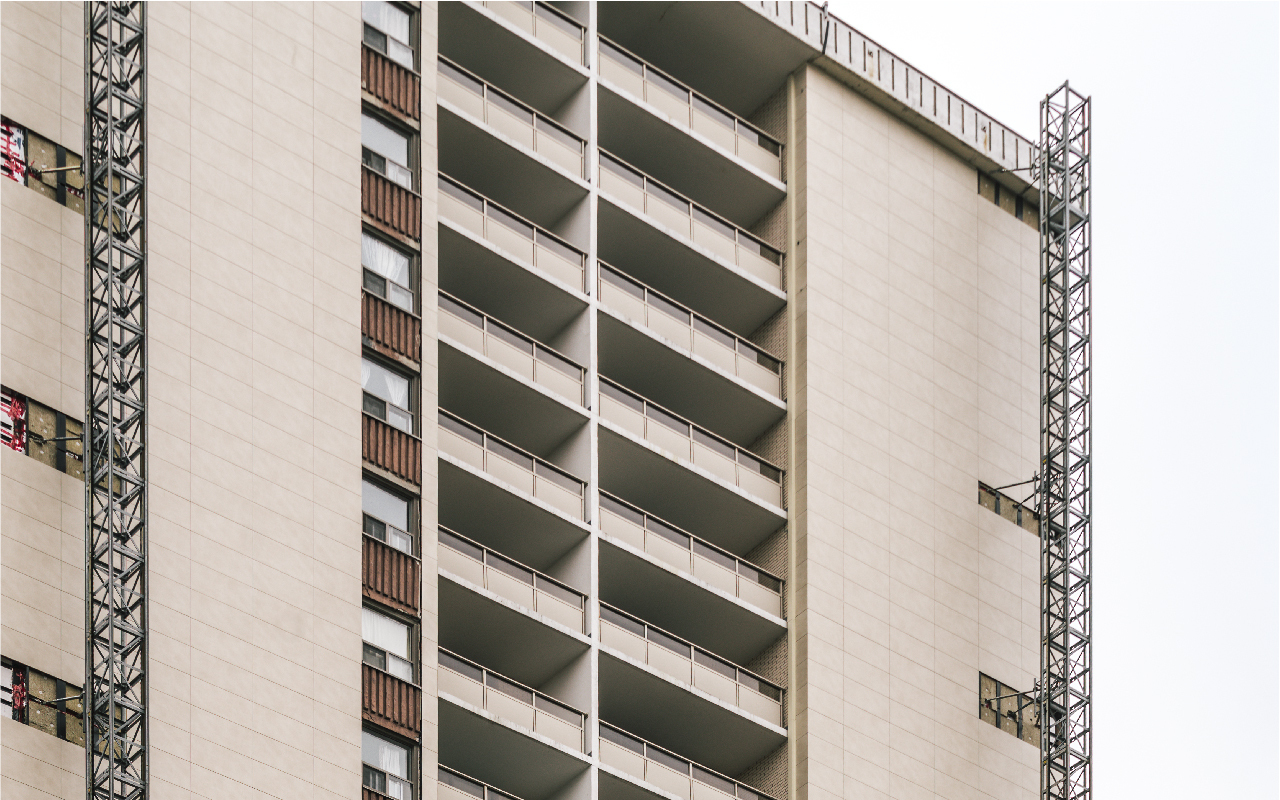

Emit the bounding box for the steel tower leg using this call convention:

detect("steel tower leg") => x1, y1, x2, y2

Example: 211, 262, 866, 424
85, 3, 147, 799
1038, 83, 1091, 800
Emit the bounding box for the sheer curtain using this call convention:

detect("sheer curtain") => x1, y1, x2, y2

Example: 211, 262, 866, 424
362, 607, 410, 660
362, 233, 410, 288
362, 359, 410, 410
362, 731, 408, 780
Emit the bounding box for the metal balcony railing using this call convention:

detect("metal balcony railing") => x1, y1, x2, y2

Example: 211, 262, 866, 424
439, 174, 586, 291
598, 38, 782, 180
599, 492, 783, 618
599, 379, 783, 507
599, 604, 783, 726
438, 409, 587, 519
438, 526, 586, 633
438, 57, 585, 178
438, 648, 587, 752
439, 767, 524, 800
478, 0, 586, 65
600, 723, 780, 800
598, 263, 782, 398
599, 152, 783, 290
439, 292, 585, 405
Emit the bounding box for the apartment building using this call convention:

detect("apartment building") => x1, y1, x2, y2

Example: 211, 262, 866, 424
1, 3, 1045, 800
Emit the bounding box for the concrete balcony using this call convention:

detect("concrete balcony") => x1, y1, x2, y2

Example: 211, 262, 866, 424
440, 175, 586, 294
440, 526, 586, 635
598, 606, 786, 777
598, 380, 785, 555
598, 723, 778, 800
439, 767, 527, 800
600, 604, 782, 727
597, 263, 784, 444
439, 648, 590, 800
598, 153, 784, 336
438, 410, 589, 571
597, 37, 784, 226
441, 1, 588, 118
598, 492, 784, 664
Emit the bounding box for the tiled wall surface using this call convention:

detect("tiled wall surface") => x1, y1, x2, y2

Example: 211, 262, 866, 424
791, 65, 1040, 800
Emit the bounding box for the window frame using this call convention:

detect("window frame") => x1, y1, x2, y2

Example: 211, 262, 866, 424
362, 473, 418, 556
361, 726, 417, 800
362, 228, 418, 315
362, 604, 418, 684
362, 0, 417, 71
362, 354, 417, 435
361, 109, 418, 192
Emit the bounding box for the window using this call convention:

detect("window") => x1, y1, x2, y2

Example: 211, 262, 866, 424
362, 358, 413, 433
363, 607, 414, 681
363, 114, 414, 189
363, 232, 414, 312
363, 478, 413, 554
363, 729, 413, 799
363, 1, 414, 69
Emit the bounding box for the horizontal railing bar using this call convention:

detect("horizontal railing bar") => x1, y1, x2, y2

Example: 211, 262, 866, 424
597, 35, 781, 148
438, 765, 524, 800
438, 290, 585, 377
438, 55, 584, 145
599, 601, 783, 693
599, 721, 782, 800
438, 408, 585, 490
437, 524, 585, 601
438, 646, 586, 721
598, 377, 783, 480
598, 490, 782, 587
598, 261, 782, 371
438, 172, 585, 257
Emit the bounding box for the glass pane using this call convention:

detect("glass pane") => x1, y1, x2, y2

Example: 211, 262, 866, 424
489, 90, 535, 124
646, 627, 691, 657
738, 451, 781, 482
692, 539, 735, 570
489, 322, 533, 353
600, 605, 646, 638
599, 265, 645, 298
535, 232, 583, 264
363, 1, 410, 45
362, 358, 411, 410
647, 70, 689, 101
438, 528, 483, 561
489, 205, 535, 239
742, 344, 782, 373
387, 654, 414, 682
535, 345, 581, 378
738, 562, 782, 592
535, 117, 582, 149
363, 270, 387, 299
536, 577, 582, 606
536, 462, 582, 492
389, 283, 415, 312
647, 405, 689, 436
439, 177, 484, 211
362, 730, 409, 779
600, 154, 643, 186
363, 479, 409, 530
599, 40, 642, 74
647, 518, 690, 548
438, 650, 483, 681
600, 724, 644, 753
362, 114, 409, 166
742, 236, 783, 265
600, 493, 644, 526
439, 60, 484, 96
439, 769, 485, 799
439, 294, 484, 328
648, 181, 689, 213
647, 745, 690, 774
648, 292, 690, 324
600, 381, 643, 411
486, 673, 533, 704
691, 95, 735, 129
535, 3, 582, 36
692, 206, 736, 240
693, 649, 736, 678
364, 24, 388, 54
363, 642, 387, 671
363, 607, 410, 659
692, 428, 735, 459
488, 553, 534, 585
692, 766, 736, 795
487, 438, 534, 471
439, 412, 483, 444
534, 694, 581, 724
693, 317, 736, 349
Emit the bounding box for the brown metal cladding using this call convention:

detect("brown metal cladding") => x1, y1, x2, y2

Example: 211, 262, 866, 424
364, 535, 421, 615
362, 45, 421, 121
363, 292, 422, 364
363, 167, 421, 242
363, 414, 422, 485
363, 664, 422, 740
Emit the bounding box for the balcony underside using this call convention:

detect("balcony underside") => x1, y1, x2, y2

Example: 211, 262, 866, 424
439, 456, 589, 571
440, 2, 586, 115
440, 222, 587, 341
439, 105, 588, 231
599, 538, 784, 665
440, 575, 589, 687
440, 339, 587, 458
597, 310, 784, 446
598, 199, 784, 337
598, 85, 785, 228
599, 653, 785, 776
598, 425, 784, 556
440, 696, 589, 800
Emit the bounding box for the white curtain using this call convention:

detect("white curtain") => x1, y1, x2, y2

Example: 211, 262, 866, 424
362, 479, 409, 530
362, 1, 409, 44
362, 607, 410, 660
362, 731, 408, 779
362, 233, 410, 288
362, 358, 410, 409
362, 114, 409, 166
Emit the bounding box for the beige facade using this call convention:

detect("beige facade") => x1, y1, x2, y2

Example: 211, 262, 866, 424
2, 4, 1041, 800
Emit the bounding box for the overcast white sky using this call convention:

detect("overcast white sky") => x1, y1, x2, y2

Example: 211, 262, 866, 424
821, 2, 1280, 797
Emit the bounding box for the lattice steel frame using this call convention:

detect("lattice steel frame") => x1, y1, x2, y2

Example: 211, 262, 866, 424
1038, 83, 1091, 800
84, 3, 147, 799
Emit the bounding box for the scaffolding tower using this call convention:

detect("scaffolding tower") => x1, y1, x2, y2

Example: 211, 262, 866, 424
84, 2, 148, 799
1038, 83, 1092, 800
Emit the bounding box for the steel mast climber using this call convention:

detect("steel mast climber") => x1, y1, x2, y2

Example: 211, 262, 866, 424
84, 3, 148, 800
1038, 83, 1092, 800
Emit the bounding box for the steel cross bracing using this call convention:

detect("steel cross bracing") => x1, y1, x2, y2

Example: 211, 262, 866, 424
84, 3, 147, 799
1037, 83, 1091, 800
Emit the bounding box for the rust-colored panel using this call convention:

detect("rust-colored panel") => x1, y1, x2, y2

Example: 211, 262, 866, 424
363, 415, 422, 485
363, 664, 422, 740
363, 535, 421, 615
362, 46, 421, 121
362, 168, 422, 242
363, 292, 422, 364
